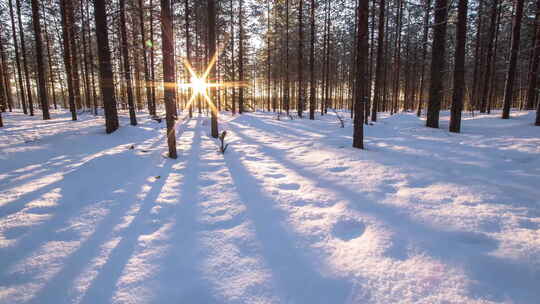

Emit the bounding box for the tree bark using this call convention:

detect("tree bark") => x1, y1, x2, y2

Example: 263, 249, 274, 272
426, 0, 448, 128
449, 0, 468, 133
31, 0, 51, 120
120, 0, 137, 125
16, 0, 34, 116
160, 0, 177, 158
94, 0, 119, 133
526, 0, 540, 110
309, 0, 316, 120
502, 0, 525, 119
353, 0, 369, 149
208, 0, 218, 138
61, 0, 77, 120
239, 0, 245, 114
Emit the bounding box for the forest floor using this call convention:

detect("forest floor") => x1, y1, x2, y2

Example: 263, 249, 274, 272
0, 108, 539, 304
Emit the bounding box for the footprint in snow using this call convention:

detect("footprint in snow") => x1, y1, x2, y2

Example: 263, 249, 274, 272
329, 167, 347, 173
264, 173, 286, 179
278, 183, 301, 191
333, 219, 366, 241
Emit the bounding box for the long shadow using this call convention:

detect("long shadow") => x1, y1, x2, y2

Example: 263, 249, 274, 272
236, 115, 540, 209
24, 160, 172, 303
149, 118, 219, 303
223, 144, 352, 303
0, 147, 160, 277
231, 127, 540, 303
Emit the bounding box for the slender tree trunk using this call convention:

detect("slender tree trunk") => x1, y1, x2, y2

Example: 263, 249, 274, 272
61, 0, 77, 120
16, 0, 34, 116
185, 0, 193, 118
120, 0, 137, 125
353, 0, 368, 149
309, 0, 316, 120
0, 29, 14, 112
502, 0, 525, 119
526, 0, 540, 110
416, 0, 431, 116
94, 0, 119, 133
449, 0, 468, 133
8, 0, 26, 114
31, 0, 50, 120
150, 0, 157, 113
479, 0, 499, 113
161, 0, 177, 158
372, 0, 385, 122
67, 0, 82, 110
43, 6, 58, 111
297, 0, 304, 117
239, 0, 245, 114
426, 0, 448, 128
208, 0, 218, 138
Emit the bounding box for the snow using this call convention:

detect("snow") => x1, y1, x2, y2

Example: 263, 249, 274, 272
0, 109, 539, 303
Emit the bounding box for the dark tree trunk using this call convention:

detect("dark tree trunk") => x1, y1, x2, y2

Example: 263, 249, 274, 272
526, 0, 540, 110
449, 0, 468, 133
502, 0, 525, 119
0, 29, 14, 112
67, 0, 81, 110
94, 0, 119, 133
239, 0, 245, 114
416, 0, 431, 117
353, 0, 369, 149
120, 0, 137, 125
16, 0, 34, 116
479, 0, 499, 113
297, 0, 304, 117
284, 0, 290, 115
31, 0, 50, 120
61, 0, 77, 120
160, 0, 177, 158
8, 0, 26, 114
309, 0, 316, 120
208, 0, 218, 138
426, 0, 448, 128
185, 0, 193, 118
372, 0, 385, 122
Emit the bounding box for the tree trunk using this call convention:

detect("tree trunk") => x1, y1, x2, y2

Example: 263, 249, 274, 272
0, 28, 14, 112
426, 0, 448, 128
94, 0, 119, 133
16, 0, 34, 116
479, 0, 499, 113
372, 0, 385, 122
61, 0, 77, 120
297, 0, 304, 117
449, 0, 468, 133
160, 0, 177, 158
353, 0, 369, 149
208, 0, 218, 138
31, 0, 50, 120
526, 0, 540, 110
416, 0, 431, 116
309, 0, 316, 120
239, 0, 245, 114
502, 0, 525, 119
120, 0, 137, 125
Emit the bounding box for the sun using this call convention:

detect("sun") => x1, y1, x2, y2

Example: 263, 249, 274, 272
190, 76, 208, 95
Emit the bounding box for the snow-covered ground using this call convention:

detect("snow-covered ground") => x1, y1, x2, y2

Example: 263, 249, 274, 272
0, 109, 539, 304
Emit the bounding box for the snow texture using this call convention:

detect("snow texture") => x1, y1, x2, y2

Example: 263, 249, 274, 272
0, 109, 539, 304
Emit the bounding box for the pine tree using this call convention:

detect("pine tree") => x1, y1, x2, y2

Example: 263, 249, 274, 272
161, 0, 177, 158
31, 0, 51, 120
502, 0, 525, 119
449, 0, 469, 133
426, 0, 448, 128
94, 0, 119, 133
